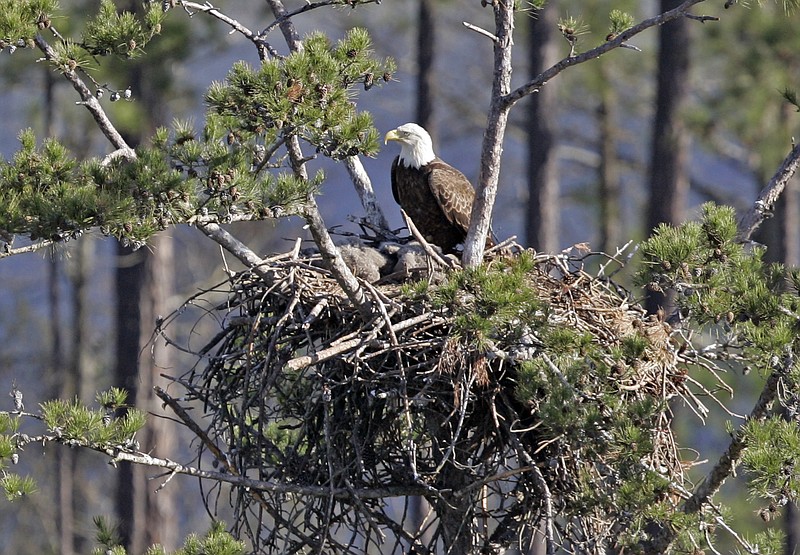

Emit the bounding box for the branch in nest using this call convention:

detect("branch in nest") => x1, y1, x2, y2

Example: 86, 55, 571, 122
400, 209, 457, 270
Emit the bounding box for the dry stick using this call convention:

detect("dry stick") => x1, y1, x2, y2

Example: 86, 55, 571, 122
737, 141, 800, 240
287, 312, 437, 371
400, 209, 455, 270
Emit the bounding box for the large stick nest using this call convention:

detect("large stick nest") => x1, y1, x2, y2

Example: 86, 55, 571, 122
165, 242, 701, 554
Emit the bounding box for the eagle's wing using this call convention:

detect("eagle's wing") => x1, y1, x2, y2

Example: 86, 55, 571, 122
390, 156, 402, 206
425, 159, 475, 234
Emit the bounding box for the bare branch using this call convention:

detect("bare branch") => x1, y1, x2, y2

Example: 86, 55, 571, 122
737, 141, 800, 240
344, 155, 391, 233
502, 0, 707, 108
179, 1, 275, 60
463, 0, 708, 268
96, 439, 431, 499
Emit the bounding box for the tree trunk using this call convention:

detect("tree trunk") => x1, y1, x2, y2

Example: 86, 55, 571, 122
597, 64, 622, 254
114, 244, 147, 554
416, 0, 436, 138
409, 0, 437, 537
525, 2, 560, 253
113, 4, 179, 549
114, 238, 177, 552
139, 233, 178, 550
645, 0, 691, 315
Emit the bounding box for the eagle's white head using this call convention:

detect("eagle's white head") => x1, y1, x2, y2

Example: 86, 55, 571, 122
384, 123, 436, 169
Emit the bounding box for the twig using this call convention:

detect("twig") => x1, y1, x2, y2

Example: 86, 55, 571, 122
683, 12, 719, 22
462, 21, 498, 42
179, 1, 275, 60
154, 468, 179, 493
0, 239, 55, 259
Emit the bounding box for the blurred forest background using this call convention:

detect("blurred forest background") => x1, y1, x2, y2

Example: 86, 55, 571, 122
0, 0, 799, 553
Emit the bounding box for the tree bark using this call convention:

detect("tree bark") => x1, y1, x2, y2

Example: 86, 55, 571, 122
645, 0, 691, 315
113, 240, 177, 553
525, 1, 559, 253
463, 2, 515, 268
139, 234, 178, 550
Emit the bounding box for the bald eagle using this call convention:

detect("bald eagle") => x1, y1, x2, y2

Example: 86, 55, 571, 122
384, 123, 481, 253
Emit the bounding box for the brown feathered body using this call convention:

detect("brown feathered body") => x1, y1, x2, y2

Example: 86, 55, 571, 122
391, 156, 475, 253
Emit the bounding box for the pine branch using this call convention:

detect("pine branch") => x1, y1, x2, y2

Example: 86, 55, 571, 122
266, 1, 375, 322
33, 33, 134, 156
645, 350, 793, 552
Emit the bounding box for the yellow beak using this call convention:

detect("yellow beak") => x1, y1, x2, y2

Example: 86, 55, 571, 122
384, 129, 400, 144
